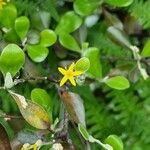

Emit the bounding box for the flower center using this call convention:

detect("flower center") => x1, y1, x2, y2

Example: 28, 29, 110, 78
66, 70, 74, 77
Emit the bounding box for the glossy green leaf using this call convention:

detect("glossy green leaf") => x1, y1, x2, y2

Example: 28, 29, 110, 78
61, 91, 85, 125
74, 0, 100, 16
141, 39, 150, 57
83, 47, 102, 78
40, 29, 57, 47
78, 124, 90, 140
27, 44, 49, 62
55, 11, 82, 34
105, 76, 130, 90
59, 34, 80, 52
4, 29, 20, 43
0, 44, 25, 77
15, 16, 30, 40
106, 0, 133, 7
105, 135, 124, 150
9, 91, 51, 130
31, 88, 52, 121
75, 57, 90, 72
0, 4, 17, 28
4, 72, 14, 89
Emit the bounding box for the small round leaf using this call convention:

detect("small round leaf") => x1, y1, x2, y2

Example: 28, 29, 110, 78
27, 44, 49, 62
0, 4, 17, 28
0, 44, 25, 77
74, 0, 99, 16
75, 57, 90, 72
105, 76, 130, 90
40, 29, 57, 47
55, 11, 82, 34
4, 29, 20, 43
83, 47, 102, 78
59, 34, 80, 52
15, 16, 30, 40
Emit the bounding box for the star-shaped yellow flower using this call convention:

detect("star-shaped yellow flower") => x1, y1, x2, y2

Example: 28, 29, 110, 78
0, 0, 6, 9
58, 63, 83, 86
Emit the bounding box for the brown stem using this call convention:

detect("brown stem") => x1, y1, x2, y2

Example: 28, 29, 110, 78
14, 76, 59, 85
0, 114, 22, 119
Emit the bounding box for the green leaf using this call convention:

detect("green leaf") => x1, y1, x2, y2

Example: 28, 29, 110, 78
105, 135, 124, 150
4, 29, 20, 43
107, 26, 131, 49
78, 124, 113, 150
141, 39, 150, 57
27, 44, 49, 62
15, 16, 30, 40
61, 91, 85, 125
4, 72, 14, 89
31, 88, 52, 121
106, 0, 133, 7
88, 136, 113, 150
78, 124, 90, 140
83, 47, 102, 78
0, 4, 17, 28
105, 76, 130, 90
31, 11, 51, 31
0, 44, 25, 77
55, 11, 82, 34
74, 0, 100, 16
40, 29, 57, 47
75, 57, 90, 72
9, 91, 51, 130
59, 34, 80, 52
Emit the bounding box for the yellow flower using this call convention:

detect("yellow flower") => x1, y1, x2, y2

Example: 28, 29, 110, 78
0, 0, 6, 9
58, 63, 83, 86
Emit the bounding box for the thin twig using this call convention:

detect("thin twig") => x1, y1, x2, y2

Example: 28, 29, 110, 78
0, 114, 22, 119
14, 76, 59, 86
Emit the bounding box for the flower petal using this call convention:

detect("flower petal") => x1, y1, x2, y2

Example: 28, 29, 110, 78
69, 77, 76, 86
58, 67, 66, 75
68, 63, 75, 71
73, 71, 83, 76
60, 76, 68, 86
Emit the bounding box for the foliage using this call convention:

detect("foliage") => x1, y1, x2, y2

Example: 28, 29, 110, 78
1, 0, 150, 150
